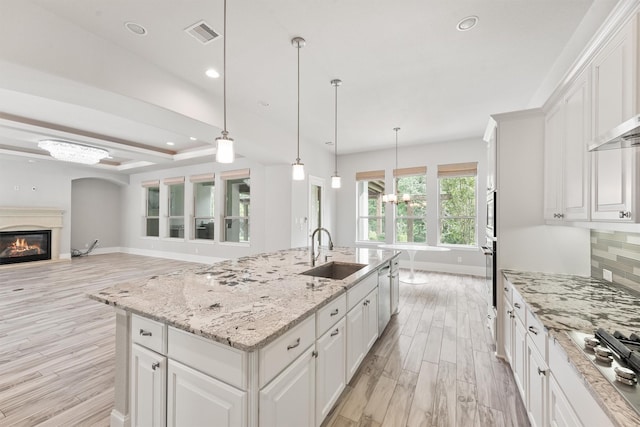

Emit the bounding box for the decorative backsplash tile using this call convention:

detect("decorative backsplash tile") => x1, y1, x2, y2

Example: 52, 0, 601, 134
591, 230, 640, 293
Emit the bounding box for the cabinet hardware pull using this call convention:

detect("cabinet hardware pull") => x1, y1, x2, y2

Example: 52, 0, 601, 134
139, 329, 152, 336
151, 361, 160, 371
331, 328, 339, 337
528, 326, 538, 335
538, 367, 547, 376
504, 287, 508, 291
514, 303, 521, 309
619, 211, 631, 219
365, 299, 370, 305
330, 308, 339, 316
510, 313, 515, 319
507, 310, 513, 316
312, 350, 318, 358
287, 338, 301, 350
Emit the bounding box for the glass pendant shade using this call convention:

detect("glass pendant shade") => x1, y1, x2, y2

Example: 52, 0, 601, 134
331, 175, 341, 188
215, 134, 235, 163
292, 161, 305, 181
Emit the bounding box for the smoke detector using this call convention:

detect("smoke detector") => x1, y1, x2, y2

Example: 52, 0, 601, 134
185, 20, 220, 44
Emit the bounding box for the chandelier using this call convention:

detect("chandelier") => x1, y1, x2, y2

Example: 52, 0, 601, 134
382, 127, 410, 204
38, 140, 109, 165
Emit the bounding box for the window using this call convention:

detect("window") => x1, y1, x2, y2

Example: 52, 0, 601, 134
143, 181, 160, 237
394, 167, 427, 243
191, 174, 215, 240
438, 162, 478, 246
356, 170, 385, 242
222, 169, 250, 243
165, 177, 185, 238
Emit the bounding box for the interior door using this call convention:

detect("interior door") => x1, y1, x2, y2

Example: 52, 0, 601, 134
309, 176, 325, 245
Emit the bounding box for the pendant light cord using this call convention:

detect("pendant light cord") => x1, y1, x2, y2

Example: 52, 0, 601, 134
222, 0, 227, 135
296, 41, 301, 162
334, 82, 338, 174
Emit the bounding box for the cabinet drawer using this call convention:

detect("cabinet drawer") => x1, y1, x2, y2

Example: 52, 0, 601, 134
347, 273, 377, 311
317, 293, 346, 336
167, 327, 247, 390
511, 286, 526, 324
503, 279, 513, 305
259, 315, 315, 388
132, 314, 166, 354
526, 308, 547, 357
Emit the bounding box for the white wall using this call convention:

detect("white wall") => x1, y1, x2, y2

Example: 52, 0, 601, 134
335, 138, 487, 275
0, 156, 127, 257
71, 178, 122, 252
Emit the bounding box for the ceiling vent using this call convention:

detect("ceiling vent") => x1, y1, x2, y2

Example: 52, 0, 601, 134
185, 20, 220, 44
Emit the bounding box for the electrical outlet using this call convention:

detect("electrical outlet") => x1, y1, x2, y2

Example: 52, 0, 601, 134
603, 268, 613, 282
457, 256, 462, 263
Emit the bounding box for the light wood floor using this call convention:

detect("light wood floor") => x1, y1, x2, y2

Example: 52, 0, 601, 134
0, 254, 528, 427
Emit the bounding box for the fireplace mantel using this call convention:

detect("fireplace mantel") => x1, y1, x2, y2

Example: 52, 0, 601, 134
0, 207, 65, 261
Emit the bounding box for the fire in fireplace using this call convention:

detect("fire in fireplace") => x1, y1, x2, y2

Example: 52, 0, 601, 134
0, 230, 52, 265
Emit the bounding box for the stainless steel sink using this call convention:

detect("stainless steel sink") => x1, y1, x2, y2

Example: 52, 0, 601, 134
301, 261, 367, 280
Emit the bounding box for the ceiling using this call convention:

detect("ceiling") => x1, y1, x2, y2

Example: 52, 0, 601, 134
0, 0, 618, 173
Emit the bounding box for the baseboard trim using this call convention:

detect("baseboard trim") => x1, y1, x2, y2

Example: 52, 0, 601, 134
401, 260, 484, 277
110, 409, 130, 427
122, 247, 227, 265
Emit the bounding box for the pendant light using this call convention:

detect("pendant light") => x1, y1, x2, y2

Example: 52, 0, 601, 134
331, 79, 342, 189
383, 127, 410, 204
215, 0, 235, 163
292, 37, 306, 181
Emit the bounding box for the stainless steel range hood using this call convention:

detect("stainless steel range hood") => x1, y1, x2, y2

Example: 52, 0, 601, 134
588, 114, 640, 151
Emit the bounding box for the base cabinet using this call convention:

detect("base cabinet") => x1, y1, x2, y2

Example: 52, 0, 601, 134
131, 344, 166, 427
346, 288, 378, 382
167, 360, 246, 427
549, 374, 581, 427
512, 316, 526, 398
315, 318, 346, 427
260, 347, 316, 427
502, 297, 514, 365
526, 335, 548, 427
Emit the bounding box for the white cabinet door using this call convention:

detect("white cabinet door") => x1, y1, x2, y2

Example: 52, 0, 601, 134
592, 149, 636, 221
502, 297, 514, 365
512, 318, 526, 398
526, 335, 548, 427
346, 300, 365, 382
316, 318, 346, 427
390, 260, 400, 315
167, 359, 246, 427
260, 347, 316, 427
364, 288, 379, 352
131, 344, 166, 427
549, 374, 581, 427
544, 101, 564, 221
563, 70, 591, 221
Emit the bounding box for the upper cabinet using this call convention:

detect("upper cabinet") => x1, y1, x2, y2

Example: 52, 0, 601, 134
544, 12, 640, 224
544, 69, 591, 222
591, 15, 639, 222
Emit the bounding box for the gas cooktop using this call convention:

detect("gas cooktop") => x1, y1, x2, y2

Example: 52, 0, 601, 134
569, 330, 640, 416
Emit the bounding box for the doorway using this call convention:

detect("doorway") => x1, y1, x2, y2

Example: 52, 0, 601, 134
309, 176, 325, 246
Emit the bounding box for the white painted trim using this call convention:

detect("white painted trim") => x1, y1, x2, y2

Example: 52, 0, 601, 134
122, 247, 226, 265
559, 221, 640, 233
60, 252, 71, 260
401, 260, 484, 277
89, 246, 122, 255
109, 409, 130, 427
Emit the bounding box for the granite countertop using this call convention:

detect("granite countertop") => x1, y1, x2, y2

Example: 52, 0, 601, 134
502, 270, 640, 427
89, 247, 397, 352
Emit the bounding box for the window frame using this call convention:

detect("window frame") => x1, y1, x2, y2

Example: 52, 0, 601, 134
165, 177, 185, 239
355, 170, 386, 243
437, 163, 478, 248
191, 174, 215, 241
222, 169, 250, 244
393, 167, 427, 244
142, 181, 160, 238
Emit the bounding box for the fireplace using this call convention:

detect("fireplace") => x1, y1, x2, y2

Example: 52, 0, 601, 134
0, 230, 52, 264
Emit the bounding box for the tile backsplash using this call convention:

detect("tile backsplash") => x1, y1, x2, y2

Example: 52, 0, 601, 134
591, 230, 640, 293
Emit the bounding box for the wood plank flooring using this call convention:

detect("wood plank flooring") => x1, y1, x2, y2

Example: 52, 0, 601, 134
0, 254, 528, 427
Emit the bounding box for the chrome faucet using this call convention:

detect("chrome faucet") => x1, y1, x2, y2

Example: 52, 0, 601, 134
310, 227, 334, 266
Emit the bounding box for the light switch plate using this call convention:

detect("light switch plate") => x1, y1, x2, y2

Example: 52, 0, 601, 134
603, 268, 613, 282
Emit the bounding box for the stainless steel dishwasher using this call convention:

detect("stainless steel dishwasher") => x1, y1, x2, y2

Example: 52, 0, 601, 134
378, 263, 391, 333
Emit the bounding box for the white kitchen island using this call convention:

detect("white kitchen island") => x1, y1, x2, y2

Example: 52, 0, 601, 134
90, 247, 399, 427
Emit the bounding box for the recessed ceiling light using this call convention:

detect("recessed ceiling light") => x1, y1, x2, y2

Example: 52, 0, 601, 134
166, 141, 175, 146
206, 68, 220, 79
124, 22, 147, 36
456, 16, 478, 32
190, 136, 197, 141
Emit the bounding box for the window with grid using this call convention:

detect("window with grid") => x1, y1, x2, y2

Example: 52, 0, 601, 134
438, 162, 478, 247
356, 170, 385, 242
394, 167, 427, 243
142, 180, 160, 237
222, 169, 250, 243
165, 177, 185, 238
191, 174, 215, 240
